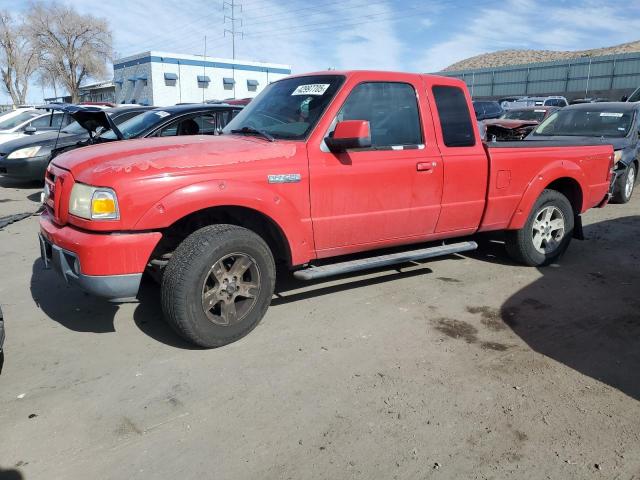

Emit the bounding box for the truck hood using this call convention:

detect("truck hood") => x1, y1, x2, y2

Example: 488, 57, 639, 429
52, 134, 299, 184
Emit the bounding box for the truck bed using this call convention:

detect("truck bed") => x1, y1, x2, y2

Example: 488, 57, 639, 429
479, 141, 613, 232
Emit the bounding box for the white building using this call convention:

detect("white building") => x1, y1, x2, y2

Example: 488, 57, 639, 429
113, 51, 292, 106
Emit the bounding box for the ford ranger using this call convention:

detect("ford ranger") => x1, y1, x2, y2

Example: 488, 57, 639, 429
38, 71, 614, 347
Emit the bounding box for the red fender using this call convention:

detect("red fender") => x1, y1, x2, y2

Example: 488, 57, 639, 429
134, 179, 316, 265
507, 160, 588, 230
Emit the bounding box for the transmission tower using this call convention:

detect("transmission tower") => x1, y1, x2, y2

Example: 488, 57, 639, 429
223, 0, 243, 59
223, 0, 243, 97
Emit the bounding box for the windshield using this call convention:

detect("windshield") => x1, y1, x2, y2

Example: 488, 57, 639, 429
223, 75, 345, 140
502, 110, 546, 121
100, 110, 169, 140
533, 109, 635, 138
0, 110, 39, 130
61, 121, 89, 134
628, 87, 640, 103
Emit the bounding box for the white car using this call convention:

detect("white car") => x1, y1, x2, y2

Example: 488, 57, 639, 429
0, 109, 69, 145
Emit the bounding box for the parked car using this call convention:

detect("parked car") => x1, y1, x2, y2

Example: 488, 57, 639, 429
499, 97, 525, 110
0, 105, 152, 181
526, 102, 639, 203
484, 106, 559, 141
570, 97, 609, 104
511, 96, 568, 108
38, 70, 614, 348
473, 100, 504, 120
0, 305, 3, 374
623, 86, 640, 102
87, 103, 244, 145
0, 108, 71, 146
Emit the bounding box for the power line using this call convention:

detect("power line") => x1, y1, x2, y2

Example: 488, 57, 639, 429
244, 4, 430, 39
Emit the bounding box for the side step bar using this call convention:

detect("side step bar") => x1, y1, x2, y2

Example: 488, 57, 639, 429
293, 241, 478, 281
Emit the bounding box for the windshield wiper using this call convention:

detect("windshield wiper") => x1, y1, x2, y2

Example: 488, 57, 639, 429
230, 126, 275, 142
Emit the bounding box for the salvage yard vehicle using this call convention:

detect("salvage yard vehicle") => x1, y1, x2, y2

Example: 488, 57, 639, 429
622, 86, 640, 102
484, 106, 559, 141
511, 95, 568, 108
92, 103, 243, 143
0, 105, 152, 181
526, 102, 639, 203
38, 71, 614, 348
472, 100, 503, 120
0, 108, 71, 146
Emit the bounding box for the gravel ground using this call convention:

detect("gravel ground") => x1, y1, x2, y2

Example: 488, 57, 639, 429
0, 179, 638, 480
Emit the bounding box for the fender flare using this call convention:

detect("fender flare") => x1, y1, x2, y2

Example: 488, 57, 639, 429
133, 179, 315, 265
507, 160, 588, 230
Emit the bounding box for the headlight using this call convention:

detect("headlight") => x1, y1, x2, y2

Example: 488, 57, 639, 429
69, 183, 119, 220
614, 150, 622, 164
7, 146, 41, 159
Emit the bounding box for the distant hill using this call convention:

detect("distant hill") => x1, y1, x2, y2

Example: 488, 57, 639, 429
444, 40, 640, 72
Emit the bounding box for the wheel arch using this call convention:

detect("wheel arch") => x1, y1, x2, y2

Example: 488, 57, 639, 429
153, 205, 294, 267
508, 169, 587, 230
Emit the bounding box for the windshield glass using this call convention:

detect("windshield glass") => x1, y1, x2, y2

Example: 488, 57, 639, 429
223, 75, 345, 140
100, 110, 169, 140
533, 109, 635, 138
502, 109, 546, 121
0, 110, 39, 130
628, 87, 640, 103
61, 120, 88, 134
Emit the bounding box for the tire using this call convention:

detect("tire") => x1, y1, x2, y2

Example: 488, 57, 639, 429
161, 224, 275, 348
611, 162, 636, 204
505, 189, 574, 267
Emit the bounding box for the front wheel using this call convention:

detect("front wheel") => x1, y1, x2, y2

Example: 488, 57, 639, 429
612, 163, 636, 204
161, 224, 275, 348
506, 189, 574, 266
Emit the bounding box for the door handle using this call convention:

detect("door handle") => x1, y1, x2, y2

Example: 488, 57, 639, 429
417, 161, 437, 172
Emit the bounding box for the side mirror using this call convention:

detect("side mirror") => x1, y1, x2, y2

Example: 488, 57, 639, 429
24, 126, 37, 135
324, 120, 371, 153
621, 95, 628, 102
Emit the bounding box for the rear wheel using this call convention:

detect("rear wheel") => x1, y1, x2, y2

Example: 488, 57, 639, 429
612, 163, 636, 204
161, 224, 275, 348
506, 189, 574, 266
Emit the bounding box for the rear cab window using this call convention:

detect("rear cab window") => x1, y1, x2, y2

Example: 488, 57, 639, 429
432, 86, 476, 147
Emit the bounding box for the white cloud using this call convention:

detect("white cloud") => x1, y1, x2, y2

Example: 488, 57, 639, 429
414, 0, 640, 73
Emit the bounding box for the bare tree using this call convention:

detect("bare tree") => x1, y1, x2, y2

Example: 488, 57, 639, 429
27, 2, 112, 102
0, 11, 38, 105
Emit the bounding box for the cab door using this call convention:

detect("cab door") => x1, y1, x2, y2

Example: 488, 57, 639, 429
308, 79, 443, 257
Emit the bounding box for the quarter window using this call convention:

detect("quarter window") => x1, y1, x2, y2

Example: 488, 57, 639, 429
336, 82, 422, 148
432, 86, 476, 147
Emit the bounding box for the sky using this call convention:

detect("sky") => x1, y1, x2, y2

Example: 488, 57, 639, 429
3, 0, 640, 103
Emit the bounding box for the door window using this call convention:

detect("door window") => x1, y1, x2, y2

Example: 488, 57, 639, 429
335, 82, 422, 148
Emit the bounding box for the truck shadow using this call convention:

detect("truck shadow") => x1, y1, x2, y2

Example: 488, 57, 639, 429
477, 215, 640, 400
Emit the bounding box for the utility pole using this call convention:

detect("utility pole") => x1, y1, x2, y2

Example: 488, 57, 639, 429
223, 0, 242, 98
203, 35, 207, 103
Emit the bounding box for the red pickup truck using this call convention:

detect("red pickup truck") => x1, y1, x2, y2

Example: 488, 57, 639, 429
38, 71, 614, 347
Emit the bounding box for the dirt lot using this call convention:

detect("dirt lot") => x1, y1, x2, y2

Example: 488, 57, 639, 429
0, 177, 639, 480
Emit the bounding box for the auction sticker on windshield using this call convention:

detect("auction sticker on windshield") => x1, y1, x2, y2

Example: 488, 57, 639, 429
292, 84, 330, 96
600, 112, 623, 117
154, 111, 170, 118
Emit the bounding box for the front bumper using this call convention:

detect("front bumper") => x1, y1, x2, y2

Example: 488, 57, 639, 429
38, 211, 162, 300
0, 154, 50, 181
39, 233, 143, 299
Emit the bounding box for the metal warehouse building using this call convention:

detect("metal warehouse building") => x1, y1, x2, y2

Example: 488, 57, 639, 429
438, 51, 640, 100
113, 51, 291, 106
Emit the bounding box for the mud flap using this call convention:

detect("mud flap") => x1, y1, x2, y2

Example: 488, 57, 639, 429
573, 214, 584, 240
